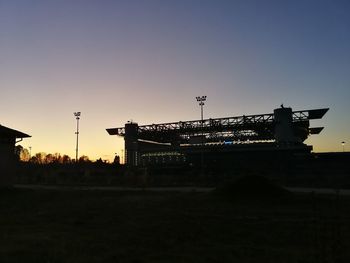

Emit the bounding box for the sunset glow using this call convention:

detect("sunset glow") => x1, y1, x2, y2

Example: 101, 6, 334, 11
1, 0, 349, 161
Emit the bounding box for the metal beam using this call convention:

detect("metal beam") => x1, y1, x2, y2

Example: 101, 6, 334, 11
106, 108, 328, 144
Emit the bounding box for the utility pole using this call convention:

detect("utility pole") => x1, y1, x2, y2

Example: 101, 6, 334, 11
74, 112, 81, 162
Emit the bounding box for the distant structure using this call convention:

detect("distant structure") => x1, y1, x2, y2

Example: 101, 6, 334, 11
0, 125, 30, 187
74, 112, 81, 162
107, 106, 328, 167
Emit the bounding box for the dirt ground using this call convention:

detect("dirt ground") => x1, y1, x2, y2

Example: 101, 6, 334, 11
1, 188, 349, 263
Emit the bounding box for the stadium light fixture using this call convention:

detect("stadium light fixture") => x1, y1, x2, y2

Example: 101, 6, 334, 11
196, 96, 206, 122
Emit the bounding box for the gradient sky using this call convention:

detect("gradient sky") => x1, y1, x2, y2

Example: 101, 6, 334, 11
1, 0, 349, 161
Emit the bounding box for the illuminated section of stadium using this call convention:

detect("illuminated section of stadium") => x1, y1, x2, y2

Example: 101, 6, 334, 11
107, 106, 328, 166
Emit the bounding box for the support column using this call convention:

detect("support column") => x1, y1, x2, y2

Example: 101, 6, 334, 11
124, 122, 139, 166
274, 106, 297, 144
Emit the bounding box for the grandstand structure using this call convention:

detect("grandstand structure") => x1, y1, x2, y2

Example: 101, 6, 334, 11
107, 106, 329, 167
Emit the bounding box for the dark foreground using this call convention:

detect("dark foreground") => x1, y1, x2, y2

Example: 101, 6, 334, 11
1, 188, 350, 263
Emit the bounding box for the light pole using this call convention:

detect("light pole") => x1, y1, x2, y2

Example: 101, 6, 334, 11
196, 95, 207, 172
342, 141, 345, 152
196, 96, 206, 126
74, 112, 81, 162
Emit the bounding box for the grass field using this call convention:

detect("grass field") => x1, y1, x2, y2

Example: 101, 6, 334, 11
1, 188, 350, 263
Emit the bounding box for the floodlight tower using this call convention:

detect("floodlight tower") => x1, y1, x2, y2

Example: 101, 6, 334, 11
74, 112, 81, 162
196, 96, 207, 126
196, 95, 207, 141
196, 95, 207, 171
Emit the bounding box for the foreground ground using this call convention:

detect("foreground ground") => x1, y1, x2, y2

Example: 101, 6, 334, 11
1, 188, 350, 263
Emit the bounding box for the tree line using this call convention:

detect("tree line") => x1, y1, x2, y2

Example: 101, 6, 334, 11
14, 145, 118, 164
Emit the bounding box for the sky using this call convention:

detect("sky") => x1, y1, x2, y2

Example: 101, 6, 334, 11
1, 0, 349, 161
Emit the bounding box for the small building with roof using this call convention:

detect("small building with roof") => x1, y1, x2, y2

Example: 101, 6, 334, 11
0, 125, 30, 187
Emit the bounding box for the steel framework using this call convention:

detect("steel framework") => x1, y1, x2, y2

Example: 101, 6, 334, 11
107, 108, 328, 144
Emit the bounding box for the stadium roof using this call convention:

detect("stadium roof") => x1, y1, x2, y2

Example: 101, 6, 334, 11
0, 125, 31, 139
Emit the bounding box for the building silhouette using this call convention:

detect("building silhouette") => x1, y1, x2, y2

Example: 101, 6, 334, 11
107, 106, 328, 168
0, 125, 30, 187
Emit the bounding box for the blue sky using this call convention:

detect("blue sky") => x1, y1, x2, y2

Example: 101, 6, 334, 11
1, 0, 349, 160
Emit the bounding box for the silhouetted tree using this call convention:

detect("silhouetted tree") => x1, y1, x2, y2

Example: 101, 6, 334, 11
79, 155, 90, 163
44, 153, 54, 164
33, 152, 46, 164
20, 148, 30, 161
14, 145, 31, 162
113, 155, 120, 165
26, 152, 92, 164
96, 158, 104, 164
61, 155, 71, 164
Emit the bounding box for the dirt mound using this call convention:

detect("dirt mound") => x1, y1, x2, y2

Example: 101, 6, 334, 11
215, 175, 293, 202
